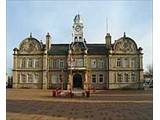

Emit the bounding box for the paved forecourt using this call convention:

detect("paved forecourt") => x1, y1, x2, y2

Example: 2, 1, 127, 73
7, 89, 153, 120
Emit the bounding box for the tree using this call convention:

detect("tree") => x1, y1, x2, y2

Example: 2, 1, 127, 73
144, 64, 153, 77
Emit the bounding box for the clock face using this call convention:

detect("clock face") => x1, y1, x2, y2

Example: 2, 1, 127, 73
75, 25, 81, 32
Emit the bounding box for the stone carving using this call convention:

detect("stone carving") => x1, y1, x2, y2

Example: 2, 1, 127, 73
115, 39, 136, 52
20, 39, 40, 53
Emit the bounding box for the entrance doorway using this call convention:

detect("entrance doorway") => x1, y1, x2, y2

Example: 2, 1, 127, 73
73, 74, 83, 88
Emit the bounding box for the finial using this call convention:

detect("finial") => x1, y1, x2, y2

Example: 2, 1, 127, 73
46, 32, 50, 37
123, 32, 126, 37
30, 32, 32, 38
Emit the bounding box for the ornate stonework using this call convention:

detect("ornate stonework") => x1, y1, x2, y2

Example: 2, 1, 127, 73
12, 15, 143, 89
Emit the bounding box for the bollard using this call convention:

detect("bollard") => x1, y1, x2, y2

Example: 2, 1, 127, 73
52, 90, 56, 97
86, 90, 90, 98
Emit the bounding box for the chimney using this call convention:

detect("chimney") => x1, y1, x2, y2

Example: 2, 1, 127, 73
105, 33, 111, 49
46, 32, 51, 50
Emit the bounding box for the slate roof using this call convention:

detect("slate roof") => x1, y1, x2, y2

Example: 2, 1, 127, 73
48, 43, 107, 55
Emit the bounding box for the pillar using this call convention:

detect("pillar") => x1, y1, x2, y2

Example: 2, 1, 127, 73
42, 51, 48, 89
67, 72, 72, 90
13, 54, 18, 88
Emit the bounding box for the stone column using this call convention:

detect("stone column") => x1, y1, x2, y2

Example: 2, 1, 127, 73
67, 72, 72, 90
42, 51, 48, 89
13, 55, 18, 88
84, 71, 88, 90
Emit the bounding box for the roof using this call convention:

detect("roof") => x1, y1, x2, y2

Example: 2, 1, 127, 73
48, 43, 107, 55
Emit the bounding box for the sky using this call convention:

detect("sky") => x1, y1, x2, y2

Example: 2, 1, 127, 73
6, 0, 152, 75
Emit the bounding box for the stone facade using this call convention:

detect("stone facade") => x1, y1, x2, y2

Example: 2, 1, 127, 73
13, 15, 143, 89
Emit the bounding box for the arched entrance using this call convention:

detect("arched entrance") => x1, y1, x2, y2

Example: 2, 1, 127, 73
73, 74, 83, 88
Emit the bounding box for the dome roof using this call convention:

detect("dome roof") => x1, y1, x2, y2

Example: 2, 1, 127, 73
113, 33, 138, 53
19, 34, 43, 53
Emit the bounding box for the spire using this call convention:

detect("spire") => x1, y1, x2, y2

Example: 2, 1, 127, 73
74, 14, 81, 23
106, 17, 108, 33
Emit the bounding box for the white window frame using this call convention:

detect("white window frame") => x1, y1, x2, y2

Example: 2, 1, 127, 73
92, 74, 97, 83
99, 74, 104, 83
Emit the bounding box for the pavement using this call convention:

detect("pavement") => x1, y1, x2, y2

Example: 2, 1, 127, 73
6, 89, 153, 120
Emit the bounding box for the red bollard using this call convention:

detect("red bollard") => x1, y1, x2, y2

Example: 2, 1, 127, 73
52, 90, 56, 97
86, 90, 90, 98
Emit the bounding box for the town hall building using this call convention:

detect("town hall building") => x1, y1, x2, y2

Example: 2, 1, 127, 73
13, 15, 144, 89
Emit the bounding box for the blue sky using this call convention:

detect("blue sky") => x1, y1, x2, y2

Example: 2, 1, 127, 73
7, 0, 152, 74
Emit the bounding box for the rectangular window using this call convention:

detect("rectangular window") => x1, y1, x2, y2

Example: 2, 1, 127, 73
91, 59, 97, 68
92, 74, 96, 83
76, 59, 83, 67
131, 72, 136, 82
22, 59, 25, 68
124, 58, 129, 67
34, 73, 40, 83
28, 59, 33, 68
35, 59, 39, 68
52, 75, 58, 84
59, 60, 64, 68
21, 74, 26, 83
124, 73, 129, 82
98, 59, 104, 68
117, 58, 122, 67
53, 60, 57, 68
131, 58, 135, 68
117, 73, 122, 82
99, 74, 104, 83
28, 74, 33, 83
18, 73, 21, 82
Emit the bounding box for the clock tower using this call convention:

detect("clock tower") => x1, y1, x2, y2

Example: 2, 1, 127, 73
72, 14, 84, 42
